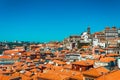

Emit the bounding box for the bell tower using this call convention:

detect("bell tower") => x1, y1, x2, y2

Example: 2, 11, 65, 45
87, 26, 90, 35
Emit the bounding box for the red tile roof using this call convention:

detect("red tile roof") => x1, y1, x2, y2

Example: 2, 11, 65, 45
72, 60, 93, 66
53, 60, 66, 65
83, 67, 110, 77
0, 55, 11, 59
97, 70, 120, 80
100, 57, 115, 63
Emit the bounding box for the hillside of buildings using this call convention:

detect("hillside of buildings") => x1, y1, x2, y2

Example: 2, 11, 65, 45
0, 26, 120, 80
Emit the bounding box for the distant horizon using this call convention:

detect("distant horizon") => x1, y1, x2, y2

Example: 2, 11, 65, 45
0, 26, 119, 43
0, 0, 120, 42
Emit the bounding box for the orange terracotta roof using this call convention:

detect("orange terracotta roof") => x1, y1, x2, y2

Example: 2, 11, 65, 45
54, 51, 60, 56
22, 64, 29, 70
72, 60, 93, 66
35, 48, 40, 52
0, 75, 11, 80
33, 59, 40, 62
82, 46, 90, 48
106, 53, 118, 57
0, 69, 13, 74
86, 59, 95, 65
63, 64, 72, 69
69, 75, 83, 80
30, 68, 39, 73
81, 54, 87, 58
60, 70, 82, 77
15, 66, 22, 71
12, 56, 19, 60
38, 73, 61, 80
61, 50, 70, 53
83, 67, 109, 77
52, 66, 63, 70
0, 55, 11, 59
53, 57, 64, 60
107, 46, 117, 48
13, 62, 23, 67
26, 52, 32, 56
20, 74, 33, 80
36, 55, 40, 59
45, 50, 51, 54
97, 70, 120, 80
4, 49, 23, 55
94, 32, 104, 35
45, 64, 53, 69
53, 60, 66, 65
10, 76, 21, 80
0, 65, 12, 69
24, 71, 33, 77
38, 69, 83, 80
28, 63, 35, 67
12, 72, 20, 76
100, 57, 115, 63
31, 74, 38, 80
99, 49, 105, 52
26, 59, 33, 63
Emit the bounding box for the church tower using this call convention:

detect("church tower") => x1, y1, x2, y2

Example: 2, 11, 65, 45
87, 26, 90, 35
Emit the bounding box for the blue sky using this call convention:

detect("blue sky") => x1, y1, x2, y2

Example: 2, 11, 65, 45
0, 0, 120, 42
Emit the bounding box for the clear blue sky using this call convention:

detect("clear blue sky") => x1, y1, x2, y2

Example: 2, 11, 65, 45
0, 0, 120, 42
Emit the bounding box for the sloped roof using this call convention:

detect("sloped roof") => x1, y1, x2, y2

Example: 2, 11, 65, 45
100, 57, 115, 63
53, 60, 66, 65
97, 70, 120, 80
72, 60, 93, 66
83, 67, 109, 77
0, 55, 11, 59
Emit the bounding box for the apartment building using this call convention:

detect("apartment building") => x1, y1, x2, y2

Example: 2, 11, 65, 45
105, 27, 118, 40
